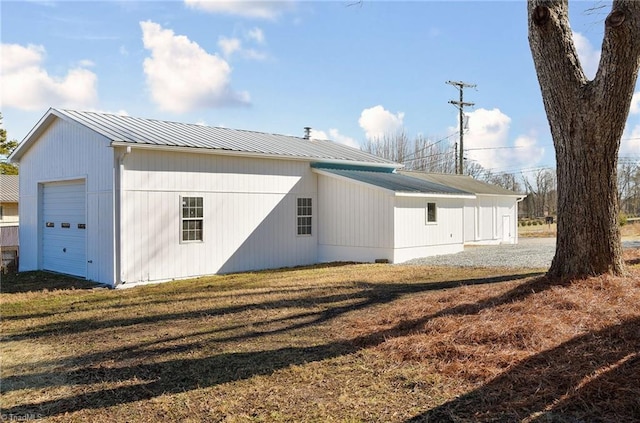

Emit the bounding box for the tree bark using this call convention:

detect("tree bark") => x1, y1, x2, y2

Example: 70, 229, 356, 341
527, 0, 640, 278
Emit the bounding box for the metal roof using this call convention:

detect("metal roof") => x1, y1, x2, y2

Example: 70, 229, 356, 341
399, 171, 524, 197
0, 175, 19, 202
11, 108, 398, 168
315, 168, 474, 196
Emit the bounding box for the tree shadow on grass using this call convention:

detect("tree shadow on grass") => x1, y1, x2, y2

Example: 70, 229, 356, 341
2, 272, 544, 342
625, 258, 640, 266
2, 271, 572, 418
407, 316, 640, 422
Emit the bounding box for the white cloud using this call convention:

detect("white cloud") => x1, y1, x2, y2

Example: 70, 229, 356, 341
218, 36, 242, 57
2, 43, 43, 73
358, 105, 405, 140
218, 27, 268, 61
0, 43, 98, 111
630, 91, 640, 115
247, 27, 265, 44
241, 49, 268, 61
78, 59, 95, 67
140, 20, 250, 113
457, 108, 545, 171
572, 31, 600, 80
184, 0, 294, 19
217, 36, 267, 61
311, 128, 360, 149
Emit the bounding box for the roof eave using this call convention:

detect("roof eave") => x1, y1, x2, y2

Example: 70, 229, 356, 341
475, 193, 527, 198
395, 192, 476, 199
8, 108, 96, 162
8, 108, 57, 162
312, 168, 475, 198
110, 141, 400, 169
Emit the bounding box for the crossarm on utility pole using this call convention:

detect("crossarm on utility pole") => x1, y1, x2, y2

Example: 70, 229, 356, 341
446, 80, 476, 174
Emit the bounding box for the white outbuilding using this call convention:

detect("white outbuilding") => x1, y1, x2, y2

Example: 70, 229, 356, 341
10, 109, 523, 287
399, 171, 525, 246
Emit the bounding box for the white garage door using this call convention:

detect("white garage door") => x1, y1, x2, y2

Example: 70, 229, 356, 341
42, 180, 87, 277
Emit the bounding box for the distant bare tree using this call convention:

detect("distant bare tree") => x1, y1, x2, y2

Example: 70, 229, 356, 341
464, 161, 487, 180
363, 131, 461, 174
405, 135, 456, 173
361, 130, 410, 164
536, 168, 557, 216
522, 168, 557, 218
486, 172, 521, 192
618, 162, 640, 216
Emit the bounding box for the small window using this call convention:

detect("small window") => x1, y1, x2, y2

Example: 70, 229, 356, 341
181, 196, 203, 242
297, 197, 312, 236
426, 202, 437, 224
78, 223, 86, 229
46, 222, 55, 228
61, 222, 71, 228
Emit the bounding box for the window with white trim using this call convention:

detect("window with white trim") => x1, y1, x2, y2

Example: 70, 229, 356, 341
297, 197, 312, 236
426, 202, 437, 224
181, 196, 203, 242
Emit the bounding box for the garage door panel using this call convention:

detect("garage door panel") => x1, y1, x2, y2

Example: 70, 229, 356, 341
42, 181, 87, 277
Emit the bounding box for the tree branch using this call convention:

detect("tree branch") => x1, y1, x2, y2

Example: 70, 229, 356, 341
594, 0, 640, 116
527, 0, 586, 124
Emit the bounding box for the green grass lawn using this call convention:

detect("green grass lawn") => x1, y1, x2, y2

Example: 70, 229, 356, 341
1, 257, 639, 422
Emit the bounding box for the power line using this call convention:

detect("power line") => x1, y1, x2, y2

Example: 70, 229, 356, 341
401, 131, 459, 163
403, 149, 454, 164
466, 146, 525, 151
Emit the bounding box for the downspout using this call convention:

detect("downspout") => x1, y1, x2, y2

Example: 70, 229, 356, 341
114, 146, 131, 287
515, 195, 526, 244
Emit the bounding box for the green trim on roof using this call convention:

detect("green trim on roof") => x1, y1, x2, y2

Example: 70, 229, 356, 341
311, 162, 396, 173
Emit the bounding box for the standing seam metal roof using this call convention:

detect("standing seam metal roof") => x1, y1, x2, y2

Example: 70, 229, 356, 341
52, 109, 397, 166
398, 171, 524, 196
316, 169, 474, 195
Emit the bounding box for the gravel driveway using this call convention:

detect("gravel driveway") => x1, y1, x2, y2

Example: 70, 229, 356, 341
402, 238, 640, 269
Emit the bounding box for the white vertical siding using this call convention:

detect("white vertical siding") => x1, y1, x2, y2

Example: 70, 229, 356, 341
496, 197, 518, 244
479, 197, 495, 241
463, 200, 476, 243
119, 150, 317, 284
317, 174, 468, 264
317, 174, 395, 263
467, 195, 519, 245
17, 118, 115, 284
392, 196, 465, 262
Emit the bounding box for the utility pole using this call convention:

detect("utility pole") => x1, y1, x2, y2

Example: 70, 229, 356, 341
446, 80, 476, 174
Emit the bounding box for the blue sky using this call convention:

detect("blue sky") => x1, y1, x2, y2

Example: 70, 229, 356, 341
2, 0, 639, 176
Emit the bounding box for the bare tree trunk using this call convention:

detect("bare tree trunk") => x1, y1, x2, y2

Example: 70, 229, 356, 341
528, 0, 640, 278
